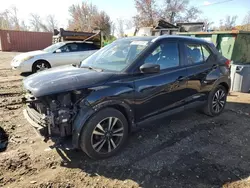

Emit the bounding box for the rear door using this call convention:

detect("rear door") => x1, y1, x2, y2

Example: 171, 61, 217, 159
182, 41, 217, 106
134, 39, 188, 123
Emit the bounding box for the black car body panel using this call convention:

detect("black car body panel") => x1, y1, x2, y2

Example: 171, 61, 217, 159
22, 35, 231, 150
23, 65, 114, 97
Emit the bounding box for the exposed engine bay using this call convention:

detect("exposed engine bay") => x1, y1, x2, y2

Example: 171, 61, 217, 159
23, 90, 89, 138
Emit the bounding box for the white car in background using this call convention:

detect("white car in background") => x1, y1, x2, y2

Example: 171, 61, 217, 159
11, 41, 99, 73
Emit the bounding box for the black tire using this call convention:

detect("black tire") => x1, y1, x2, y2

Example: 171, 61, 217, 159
80, 108, 129, 159
203, 85, 228, 117
32, 60, 51, 73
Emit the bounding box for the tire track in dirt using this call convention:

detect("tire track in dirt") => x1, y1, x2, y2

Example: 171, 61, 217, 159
0, 98, 22, 108
0, 81, 22, 88
0, 92, 23, 97
0, 77, 22, 83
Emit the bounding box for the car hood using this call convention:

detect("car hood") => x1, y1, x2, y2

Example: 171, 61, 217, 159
23, 65, 114, 97
14, 50, 47, 60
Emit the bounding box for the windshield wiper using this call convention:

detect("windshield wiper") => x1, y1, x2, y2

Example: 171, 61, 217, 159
81, 65, 103, 72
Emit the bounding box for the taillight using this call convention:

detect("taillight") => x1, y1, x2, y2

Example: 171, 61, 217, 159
225, 60, 231, 68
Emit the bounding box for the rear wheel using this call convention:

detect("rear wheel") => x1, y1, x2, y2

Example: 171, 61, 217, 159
203, 85, 228, 116
80, 108, 128, 159
32, 60, 51, 73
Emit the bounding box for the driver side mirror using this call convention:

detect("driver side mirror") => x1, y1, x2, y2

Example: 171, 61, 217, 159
140, 63, 160, 74
55, 49, 62, 53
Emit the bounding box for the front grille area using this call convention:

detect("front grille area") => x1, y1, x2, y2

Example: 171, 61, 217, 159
26, 104, 47, 128
33, 102, 47, 114
24, 105, 49, 137
23, 93, 50, 137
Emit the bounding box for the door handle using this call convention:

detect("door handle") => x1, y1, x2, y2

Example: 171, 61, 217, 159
177, 76, 185, 82
212, 64, 218, 69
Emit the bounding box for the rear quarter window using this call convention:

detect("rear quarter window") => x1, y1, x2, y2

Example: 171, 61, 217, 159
202, 45, 212, 62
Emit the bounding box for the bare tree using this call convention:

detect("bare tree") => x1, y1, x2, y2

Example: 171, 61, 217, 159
183, 6, 202, 22
125, 19, 134, 30
1, 7, 55, 32
68, 2, 97, 32
93, 11, 111, 36
20, 20, 29, 31
219, 19, 224, 30
134, 0, 159, 27
110, 22, 116, 36
46, 15, 58, 32
133, 15, 141, 28
0, 6, 23, 30
116, 18, 125, 38
162, 0, 202, 23
30, 13, 43, 31
30, 13, 56, 32
68, 2, 111, 36
6, 6, 20, 30
0, 11, 11, 29
242, 11, 250, 31
220, 15, 237, 31
198, 18, 214, 31
163, 0, 189, 23
134, 0, 201, 27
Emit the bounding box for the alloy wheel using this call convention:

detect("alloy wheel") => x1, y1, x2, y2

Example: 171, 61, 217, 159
212, 89, 226, 113
91, 117, 124, 154
35, 63, 49, 72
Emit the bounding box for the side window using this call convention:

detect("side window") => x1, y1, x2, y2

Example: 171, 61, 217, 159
67, 43, 78, 52
79, 43, 99, 51
145, 42, 179, 70
202, 45, 212, 62
59, 45, 69, 52
59, 43, 79, 52
185, 44, 203, 64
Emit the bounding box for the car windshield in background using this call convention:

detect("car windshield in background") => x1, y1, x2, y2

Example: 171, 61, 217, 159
80, 38, 152, 72
43, 42, 65, 53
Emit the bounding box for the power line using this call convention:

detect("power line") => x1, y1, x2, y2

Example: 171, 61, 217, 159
199, 0, 234, 7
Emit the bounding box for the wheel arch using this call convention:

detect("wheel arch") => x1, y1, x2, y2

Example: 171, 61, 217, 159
108, 104, 133, 132
218, 82, 230, 93
72, 100, 135, 149
212, 76, 231, 94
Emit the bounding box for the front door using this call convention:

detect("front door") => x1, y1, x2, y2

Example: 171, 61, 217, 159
134, 40, 188, 123
50, 43, 82, 67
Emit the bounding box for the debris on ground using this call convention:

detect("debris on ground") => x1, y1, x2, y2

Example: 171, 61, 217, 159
0, 126, 8, 152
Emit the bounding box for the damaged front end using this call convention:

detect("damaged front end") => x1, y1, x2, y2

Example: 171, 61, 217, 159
22, 90, 90, 141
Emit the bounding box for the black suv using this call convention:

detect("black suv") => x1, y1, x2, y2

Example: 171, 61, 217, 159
23, 36, 231, 159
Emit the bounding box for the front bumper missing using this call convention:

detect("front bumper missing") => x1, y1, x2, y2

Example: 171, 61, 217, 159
23, 106, 49, 138
23, 108, 74, 149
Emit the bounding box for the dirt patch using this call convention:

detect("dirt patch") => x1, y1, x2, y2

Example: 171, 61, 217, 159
0, 52, 250, 188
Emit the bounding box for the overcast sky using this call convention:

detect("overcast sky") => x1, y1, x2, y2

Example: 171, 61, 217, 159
0, 0, 249, 29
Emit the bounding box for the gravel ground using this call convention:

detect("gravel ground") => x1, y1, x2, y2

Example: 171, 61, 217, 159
0, 51, 250, 188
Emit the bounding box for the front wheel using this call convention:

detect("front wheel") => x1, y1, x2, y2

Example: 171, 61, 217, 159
203, 85, 228, 116
32, 61, 51, 73
80, 108, 129, 159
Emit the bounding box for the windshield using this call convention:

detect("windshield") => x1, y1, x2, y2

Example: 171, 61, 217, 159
80, 38, 152, 72
43, 42, 65, 53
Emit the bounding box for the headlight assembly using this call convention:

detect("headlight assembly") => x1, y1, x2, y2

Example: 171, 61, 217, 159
20, 56, 34, 62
